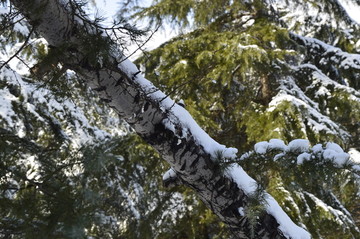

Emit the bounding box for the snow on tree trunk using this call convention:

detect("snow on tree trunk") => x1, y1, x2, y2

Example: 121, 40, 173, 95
10, 0, 310, 238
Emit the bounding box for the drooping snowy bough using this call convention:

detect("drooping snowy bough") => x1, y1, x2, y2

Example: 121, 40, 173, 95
10, 0, 311, 238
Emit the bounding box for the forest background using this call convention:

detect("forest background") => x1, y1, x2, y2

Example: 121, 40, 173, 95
1, 0, 360, 238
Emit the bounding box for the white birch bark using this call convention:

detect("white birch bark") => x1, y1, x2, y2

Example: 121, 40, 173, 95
10, 1, 311, 238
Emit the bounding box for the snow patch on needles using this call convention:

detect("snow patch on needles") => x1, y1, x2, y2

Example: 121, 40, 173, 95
254, 141, 269, 154
294, 34, 360, 70
349, 149, 360, 172
255, 139, 310, 155
0, 65, 122, 146
232, 138, 358, 238
268, 76, 350, 141
254, 139, 288, 154
304, 191, 358, 228
227, 164, 311, 239
249, 139, 359, 172
296, 152, 311, 165
118, 59, 238, 159
287, 139, 310, 153
268, 139, 287, 151
323, 142, 350, 166
349, 149, 360, 164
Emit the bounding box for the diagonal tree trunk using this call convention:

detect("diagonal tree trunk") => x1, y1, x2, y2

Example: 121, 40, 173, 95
10, 1, 310, 238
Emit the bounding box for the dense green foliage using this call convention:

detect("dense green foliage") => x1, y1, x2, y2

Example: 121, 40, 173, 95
1, 0, 360, 238
134, 0, 360, 238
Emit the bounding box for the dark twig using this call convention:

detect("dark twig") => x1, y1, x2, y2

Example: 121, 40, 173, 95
159, 77, 196, 103
119, 24, 161, 63
0, 27, 34, 71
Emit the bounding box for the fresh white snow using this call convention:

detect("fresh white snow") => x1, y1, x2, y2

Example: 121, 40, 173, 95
162, 168, 177, 181
118, 58, 238, 159
117, 49, 360, 237
287, 139, 310, 153
323, 142, 350, 167
227, 164, 311, 239
296, 152, 311, 165
338, 0, 360, 24
247, 138, 359, 174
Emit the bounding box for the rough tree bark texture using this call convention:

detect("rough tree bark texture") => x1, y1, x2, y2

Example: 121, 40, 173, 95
10, 1, 306, 238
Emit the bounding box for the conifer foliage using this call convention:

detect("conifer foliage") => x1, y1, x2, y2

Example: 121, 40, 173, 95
135, 0, 360, 238
0, 0, 359, 238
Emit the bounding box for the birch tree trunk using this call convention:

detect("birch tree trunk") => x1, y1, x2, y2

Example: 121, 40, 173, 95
10, 1, 310, 238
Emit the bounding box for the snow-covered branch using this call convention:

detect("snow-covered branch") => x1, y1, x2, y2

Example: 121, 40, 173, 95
9, 0, 311, 238
291, 33, 360, 72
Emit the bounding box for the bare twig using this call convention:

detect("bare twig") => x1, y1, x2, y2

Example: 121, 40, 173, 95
119, 24, 161, 63
0, 27, 34, 71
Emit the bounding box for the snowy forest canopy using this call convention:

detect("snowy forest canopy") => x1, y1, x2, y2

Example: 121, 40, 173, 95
0, 0, 360, 238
